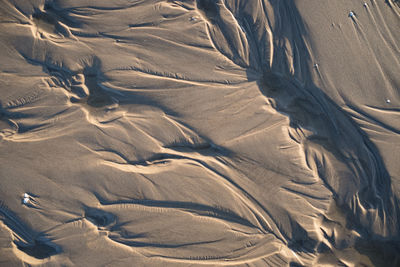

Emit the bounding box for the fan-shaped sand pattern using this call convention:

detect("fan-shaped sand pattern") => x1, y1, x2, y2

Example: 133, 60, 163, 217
81, 198, 281, 265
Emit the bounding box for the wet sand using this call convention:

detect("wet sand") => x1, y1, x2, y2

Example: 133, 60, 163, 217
0, 0, 399, 266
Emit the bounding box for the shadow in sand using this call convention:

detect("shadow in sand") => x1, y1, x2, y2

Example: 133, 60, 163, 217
196, 0, 400, 263
256, 0, 400, 263
0, 201, 61, 260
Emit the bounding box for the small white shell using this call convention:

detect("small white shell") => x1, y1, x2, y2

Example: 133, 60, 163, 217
23, 197, 30, 204
24, 193, 30, 198
349, 11, 355, 17
386, 99, 391, 103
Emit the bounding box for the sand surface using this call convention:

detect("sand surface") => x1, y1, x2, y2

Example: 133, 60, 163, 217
0, 0, 399, 266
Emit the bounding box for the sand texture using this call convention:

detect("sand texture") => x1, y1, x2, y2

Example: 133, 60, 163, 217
0, 0, 399, 266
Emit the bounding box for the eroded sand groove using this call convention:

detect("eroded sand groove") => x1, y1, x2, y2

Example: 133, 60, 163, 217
0, 0, 399, 266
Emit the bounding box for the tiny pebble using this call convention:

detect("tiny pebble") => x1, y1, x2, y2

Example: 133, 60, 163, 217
189, 16, 197, 21
349, 11, 355, 17
363, 3, 368, 7
23, 197, 30, 204
314, 63, 319, 68
386, 99, 391, 103
24, 193, 29, 198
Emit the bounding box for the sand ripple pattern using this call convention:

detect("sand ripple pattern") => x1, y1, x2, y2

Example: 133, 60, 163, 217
0, 0, 399, 266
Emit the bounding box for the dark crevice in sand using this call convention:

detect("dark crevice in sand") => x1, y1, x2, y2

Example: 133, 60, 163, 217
355, 238, 400, 266
32, 10, 65, 37
196, 0, 220, 24
14, 240, 59, 260
36, 2, 82, 28
44, 56, 117, 110
108, 152, 193, 167
84, 207, 116, 227
286, 220, 318, 253
164, 142, 215, 152
29, 2, 82, 41
0, 201, 61, 261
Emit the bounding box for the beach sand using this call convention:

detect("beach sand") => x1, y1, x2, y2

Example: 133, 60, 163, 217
0, 0, 399, 266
